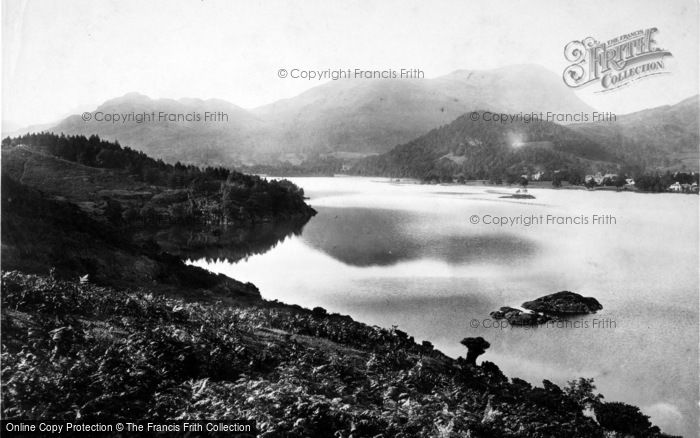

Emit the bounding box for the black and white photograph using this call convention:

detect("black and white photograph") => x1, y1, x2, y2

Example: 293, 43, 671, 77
1, 0, 698, 436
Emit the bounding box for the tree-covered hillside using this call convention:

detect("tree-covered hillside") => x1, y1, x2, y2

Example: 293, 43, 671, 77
351, 112, 615, 182
2, 133, 315, 226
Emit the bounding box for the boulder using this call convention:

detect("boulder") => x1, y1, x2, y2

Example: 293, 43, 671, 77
522, 291, 602, 316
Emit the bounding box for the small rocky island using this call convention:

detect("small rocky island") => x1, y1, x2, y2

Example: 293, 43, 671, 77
499, 193, 536, 199
499, 188, 536, 199
490, 291, 603, 326
523, 291, 603, 315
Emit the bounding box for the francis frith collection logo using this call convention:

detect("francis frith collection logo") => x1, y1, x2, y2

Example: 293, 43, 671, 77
563, 28, 672, 92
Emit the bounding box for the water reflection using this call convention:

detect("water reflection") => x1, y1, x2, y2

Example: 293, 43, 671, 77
143, 219, 308, 262
189, 177, 699, 437
302, 207, 536, 266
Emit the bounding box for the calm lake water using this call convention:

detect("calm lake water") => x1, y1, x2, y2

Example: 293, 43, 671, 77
189, 177, 699, 437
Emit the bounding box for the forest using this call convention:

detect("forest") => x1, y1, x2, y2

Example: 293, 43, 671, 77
2, 133, 315, 226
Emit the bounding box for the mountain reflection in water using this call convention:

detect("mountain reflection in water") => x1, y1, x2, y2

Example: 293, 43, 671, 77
142, 218, 308, 263
301, 207, 535, 266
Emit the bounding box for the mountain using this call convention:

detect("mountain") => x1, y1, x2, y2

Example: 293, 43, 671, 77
351, 111, 616, 180
41, 69, 697, 170
352, 94, 700, 180
45, 65, 594, 165
51, 93, 265, 166
251, 64, 594, 158
569, 95, 699, 171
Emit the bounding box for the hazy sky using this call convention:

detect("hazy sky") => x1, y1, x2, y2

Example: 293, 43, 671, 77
2, 0, 698, 127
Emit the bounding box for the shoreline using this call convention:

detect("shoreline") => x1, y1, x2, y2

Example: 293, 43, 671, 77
270, 174, 700, 195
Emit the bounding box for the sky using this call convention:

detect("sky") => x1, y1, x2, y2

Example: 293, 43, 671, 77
2, 0, 699, 128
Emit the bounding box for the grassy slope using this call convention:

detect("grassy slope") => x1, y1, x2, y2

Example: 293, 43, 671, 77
2, 272, 607, 437
1, 145, 143, 202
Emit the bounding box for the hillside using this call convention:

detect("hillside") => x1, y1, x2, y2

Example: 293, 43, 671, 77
351, 111, 616, 181
251, 64, 593, 158
0, 173, 261, 294
46, 65, 594, 165
43, 71, 696, 172
569, 95, 700, 172
1, 271, 678, 437
1, 133, 315, 286
1, 133, 315, 225
52, 93, 264, 165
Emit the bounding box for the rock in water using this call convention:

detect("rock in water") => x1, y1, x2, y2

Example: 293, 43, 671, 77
521, 291, 602, 316
498, 194, 536, 199
490, 306, 550, 325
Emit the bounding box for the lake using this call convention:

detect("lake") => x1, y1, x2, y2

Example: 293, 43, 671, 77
189, 177, 699, 437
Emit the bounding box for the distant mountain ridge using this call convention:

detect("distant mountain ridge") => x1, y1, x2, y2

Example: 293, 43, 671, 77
568, 95, 699, 171
31, 66, 699, 172
350, 95, 699, 179
46, 64, 595, 165
249, 64, 594, 157
52, 93, 263, 165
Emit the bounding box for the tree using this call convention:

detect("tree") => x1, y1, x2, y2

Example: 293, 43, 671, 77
595, 402, 652, 434
660, 171, 674, 189
311, 307, 327, 317
487, 171, 503, 185
614, 175, 627, 190
460, 337, 490, 366
564, 377, 603, 410
96, 149, 117, 168
505, 173, 519, 185
568, 171, 584, 186
552, 174, 563, 188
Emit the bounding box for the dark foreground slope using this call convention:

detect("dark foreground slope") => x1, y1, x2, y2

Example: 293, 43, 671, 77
1, 272, 677, 437
0, 134, 678, 437
0, 173, 259, 295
